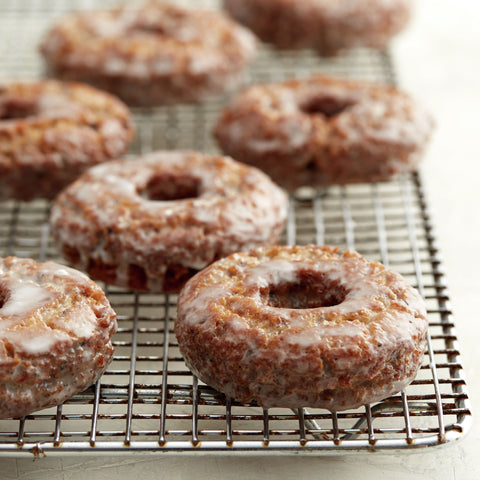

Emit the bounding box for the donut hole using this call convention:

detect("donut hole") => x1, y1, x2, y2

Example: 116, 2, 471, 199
0, 290, 6, 309
0, 98, 38, 120
266, 274, 347, 309
133, 23, 171, 36
299, 95, 355, 118
140, 174, 201, 201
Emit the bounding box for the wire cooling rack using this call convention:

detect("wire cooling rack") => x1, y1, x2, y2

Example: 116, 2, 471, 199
0, 0, 472, 456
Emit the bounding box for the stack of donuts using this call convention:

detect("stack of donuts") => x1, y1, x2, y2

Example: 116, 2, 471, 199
0, 0, 433, 418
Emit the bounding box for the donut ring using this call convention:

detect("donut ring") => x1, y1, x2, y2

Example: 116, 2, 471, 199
214, 74, 434, 191
0, 256, 117, 419
0, 80, 134, 201
40, 2, 257, 106
50, 151, 288, 293
175, 245, 428, 411
223, 0, 411, 56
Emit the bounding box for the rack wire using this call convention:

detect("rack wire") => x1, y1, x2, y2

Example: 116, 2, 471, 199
0, 0, 472, 456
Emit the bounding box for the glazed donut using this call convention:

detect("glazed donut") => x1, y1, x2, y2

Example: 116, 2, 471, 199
40, 2, 257, 106
0, 256, 117, 419
223, 0, 411, 56
50, 151, 288, 293
175, 245, 428, 411
214, 74, 434, 191
0, 80, 134, 201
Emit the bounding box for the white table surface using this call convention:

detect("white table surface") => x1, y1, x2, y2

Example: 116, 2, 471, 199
2, 0, 480, 478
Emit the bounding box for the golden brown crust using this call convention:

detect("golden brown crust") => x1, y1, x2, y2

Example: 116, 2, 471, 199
0, 256, 117, 419
40, 2, 257, 106
223, 0, 411, 56
0, 80, 134, 201
50, 151, 288, 293
175, 245, 428, 411
214, 74, 434, 191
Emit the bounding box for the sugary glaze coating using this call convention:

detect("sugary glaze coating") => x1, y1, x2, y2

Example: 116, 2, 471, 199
214, 74, 434, 191
0, 256, 117, 419
223, 0, 411, 56
0, 80, 134, 201
175, 245, 428, 411
40, 2, 257, 106
50, 151, 288, 293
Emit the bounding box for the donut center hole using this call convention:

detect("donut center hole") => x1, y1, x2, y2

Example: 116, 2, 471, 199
0, 98, 38, 120
0, 287, 8, 310
266, 275, 347, 309
134, 23, 170, 36
300, 96, 354, 118
140, 174, 201, 201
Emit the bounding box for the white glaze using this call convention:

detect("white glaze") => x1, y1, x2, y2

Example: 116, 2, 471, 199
37, 93, 83, 119
245, 259, 299, 288
6, 328, 69, 356
185, 256, 425, 329
0, 281, 54, 317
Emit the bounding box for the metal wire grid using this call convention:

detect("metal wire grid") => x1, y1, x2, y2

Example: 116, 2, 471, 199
0, 0, 473, 456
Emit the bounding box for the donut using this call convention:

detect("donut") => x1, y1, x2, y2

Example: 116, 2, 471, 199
175, 245, 428, 411
214, 74, 434, 191
0, 256, 117, 419
0, 80, 134, 201
223, 0, 411, 56
40, 2, 257, 106
49, 151, 288, 294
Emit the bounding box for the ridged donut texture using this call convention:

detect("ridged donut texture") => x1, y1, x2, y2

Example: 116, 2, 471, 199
40, 2, 257, 106
175, 245, 428, 411
214, 75, 434, 191
223, 0, 411, 56
0, 80, 134, 201
50, 151, 288, 293
0, 256, 117, 419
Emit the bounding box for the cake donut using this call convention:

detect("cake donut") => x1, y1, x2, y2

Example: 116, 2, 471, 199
223, 0, 411, 56
40, 2, 257, 106
0, 80, 134, 201
0, 256, 117, 419
214, 74, 434, 191
175, 245, 428, 411
50, 151, 288, 294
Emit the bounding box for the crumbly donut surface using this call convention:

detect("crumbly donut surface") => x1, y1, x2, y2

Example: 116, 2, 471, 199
0, 256, 117, 419
40, 2, 257, 106
175, 245, 428, 411
50, 151, 288, 293
223, 0, 411, 56
0, 80, 134, 201
214, 75, 434, 191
